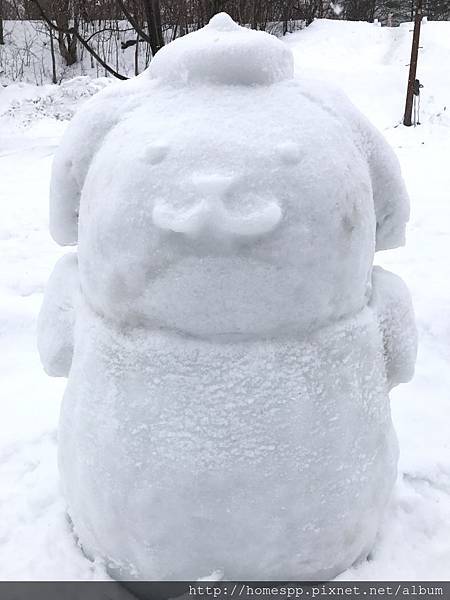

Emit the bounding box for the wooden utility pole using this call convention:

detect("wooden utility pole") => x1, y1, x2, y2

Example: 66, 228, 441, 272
403, 0, 423, 126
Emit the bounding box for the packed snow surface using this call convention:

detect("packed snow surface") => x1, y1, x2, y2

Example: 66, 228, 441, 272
148, 12, 294, 86
0, 17, 449, 580
49, 16, 409, 341
37, 15, 417, 580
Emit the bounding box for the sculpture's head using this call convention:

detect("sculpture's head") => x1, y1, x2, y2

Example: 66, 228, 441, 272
78, 14, 375, 339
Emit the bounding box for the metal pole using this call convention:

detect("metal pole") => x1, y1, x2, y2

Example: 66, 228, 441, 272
403, 0, 422, 126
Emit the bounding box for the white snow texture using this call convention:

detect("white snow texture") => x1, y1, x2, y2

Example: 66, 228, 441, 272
38, 14, 417, 580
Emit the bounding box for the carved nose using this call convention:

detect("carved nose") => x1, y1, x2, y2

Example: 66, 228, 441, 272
152, 174, 282, 239
192, 173, 234, 197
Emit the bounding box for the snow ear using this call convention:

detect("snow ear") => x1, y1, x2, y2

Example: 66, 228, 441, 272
37, 253, 80, 378
361, 117, 410, 252
48, 82, 133, 246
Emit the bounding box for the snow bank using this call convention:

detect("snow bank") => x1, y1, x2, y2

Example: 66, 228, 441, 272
286, 18, 450, 131
0, 77, 111, 129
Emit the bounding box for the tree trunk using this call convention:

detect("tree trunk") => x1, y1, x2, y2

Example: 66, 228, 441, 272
49, 23, 57, 83
134, 34, 139, 76
56, 14, 78, 66
142, 0, 164, 56
0, 0, 4, 46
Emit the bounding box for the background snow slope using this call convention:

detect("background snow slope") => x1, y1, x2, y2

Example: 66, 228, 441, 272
0, 19, 449, 580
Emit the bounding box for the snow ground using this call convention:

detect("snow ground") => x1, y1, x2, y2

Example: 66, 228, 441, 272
0, 19, 449, 580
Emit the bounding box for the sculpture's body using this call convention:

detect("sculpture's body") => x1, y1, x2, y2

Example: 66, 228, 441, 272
38, 14, 417, 580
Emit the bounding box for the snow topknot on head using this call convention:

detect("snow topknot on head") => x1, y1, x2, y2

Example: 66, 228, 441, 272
208, 12, 240, 32
147, 13, 294, 87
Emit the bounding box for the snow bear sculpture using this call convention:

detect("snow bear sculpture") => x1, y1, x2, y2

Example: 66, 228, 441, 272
38, 13, 417, 581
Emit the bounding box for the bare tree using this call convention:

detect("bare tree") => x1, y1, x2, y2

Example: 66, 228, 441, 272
53, 1, 78, 66
30, 0, 129, 78
48, 21, 57, 82
143, 0, 164, 53
116, 0, 164, 57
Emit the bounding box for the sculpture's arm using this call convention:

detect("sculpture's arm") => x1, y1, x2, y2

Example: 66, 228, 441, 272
37, 253, 80, 377
370, 266, 417, 390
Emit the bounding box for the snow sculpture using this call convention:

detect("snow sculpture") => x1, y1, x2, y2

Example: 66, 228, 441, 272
38, 13, 417, 581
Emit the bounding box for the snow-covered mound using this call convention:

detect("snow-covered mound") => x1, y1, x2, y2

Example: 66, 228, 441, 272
0, 77, 111, 129
35, 14, 418, 581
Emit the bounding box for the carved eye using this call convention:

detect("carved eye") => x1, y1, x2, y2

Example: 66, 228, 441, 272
275, 142, 302, 165
143, 144, 169, 165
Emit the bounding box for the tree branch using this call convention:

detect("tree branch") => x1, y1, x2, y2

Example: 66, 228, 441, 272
85, 26, 135, 44
116, 0, 152, 44
75, 31, 128, 79
30, 0, 129, 80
